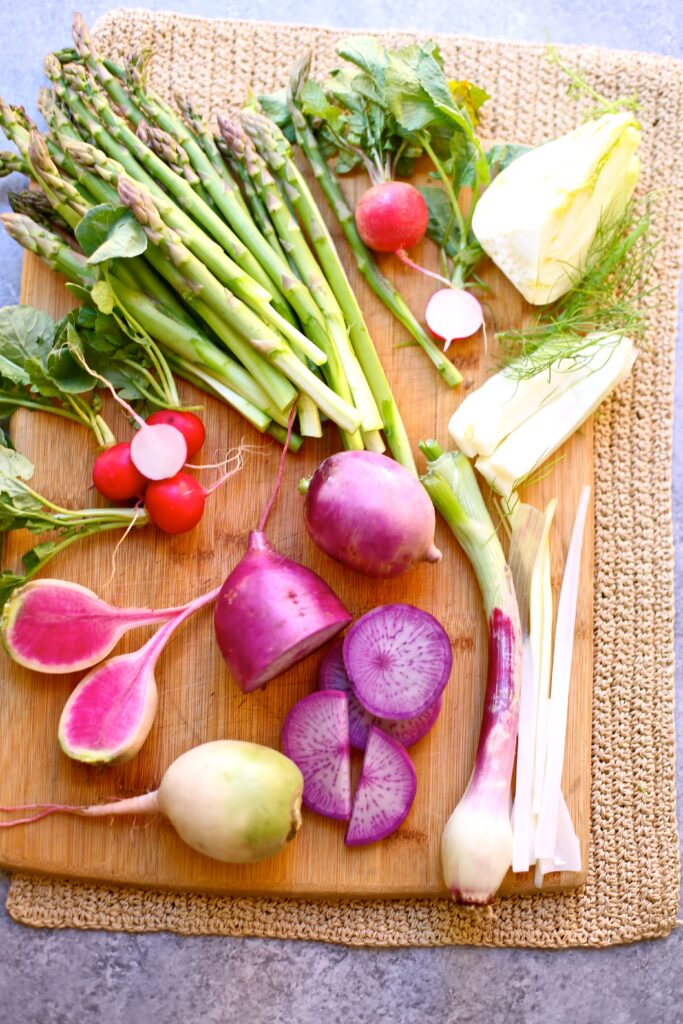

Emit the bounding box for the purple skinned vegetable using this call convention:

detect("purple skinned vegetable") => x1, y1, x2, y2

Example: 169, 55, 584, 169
345, 726, 417, 845
215, 410, 351, 693
281, 690, 352, 820
343, 604, 452, 720
1, 579, 199, 674
301, 451, 441, 578
58, 586, 220, 765
319, 639, 442, 750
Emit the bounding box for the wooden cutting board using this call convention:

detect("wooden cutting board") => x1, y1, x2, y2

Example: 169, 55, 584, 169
0, 164, 593, 899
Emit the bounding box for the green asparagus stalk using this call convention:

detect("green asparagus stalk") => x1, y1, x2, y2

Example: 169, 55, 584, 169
8, 189, 73, 240
71, 14, 144, 128
136, 119, 214, 201
176, 94, 249, 198
286, 58, 462, 390
116, 175, 360, 433
0, 150, 27, 177
242, 109, 417, 472
1, 211, 94, 285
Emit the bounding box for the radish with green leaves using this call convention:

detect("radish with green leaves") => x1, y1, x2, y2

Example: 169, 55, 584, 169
345, 726, 417, 846
281, 690, 352, 820
343, 604, 452, 720
215, 411, 351, 692
58, 585, 221, 765
0, 740, 304, 864
355, 181, 429, 255
1, 578, 200, 673
319, 638, 442, 750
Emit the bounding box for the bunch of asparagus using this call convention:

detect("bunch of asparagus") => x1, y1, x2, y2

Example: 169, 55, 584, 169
0, 13, 417, 469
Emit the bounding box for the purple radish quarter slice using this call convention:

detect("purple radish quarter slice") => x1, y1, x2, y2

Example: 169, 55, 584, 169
319, 639, 443, 750
1, 579, 182, 674
281, 691, 352, 820
346, 726, 417, 845
343, 604, 452, 720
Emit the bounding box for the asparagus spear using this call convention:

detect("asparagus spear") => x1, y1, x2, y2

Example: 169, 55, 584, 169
8, 188, 72, 237
0, 150, 27, 177
136, 120, 215, 203
242, 110, 417, 472
116, 175, 360, 433
285, 57, 462, 390
1, 211, 93, 286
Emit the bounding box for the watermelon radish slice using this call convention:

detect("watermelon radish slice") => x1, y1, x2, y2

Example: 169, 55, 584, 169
345, 726, 417, 845
319, 639, 442, 750
343, 604, 452, 720
281, 690, 352, 820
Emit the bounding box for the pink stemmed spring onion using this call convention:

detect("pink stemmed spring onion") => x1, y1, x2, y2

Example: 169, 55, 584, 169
420, 440, 522, 904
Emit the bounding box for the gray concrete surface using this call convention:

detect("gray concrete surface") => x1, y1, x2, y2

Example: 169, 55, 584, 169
0, 3, 681, 1022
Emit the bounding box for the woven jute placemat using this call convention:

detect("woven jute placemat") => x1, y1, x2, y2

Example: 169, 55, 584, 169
6, 9, 683, 947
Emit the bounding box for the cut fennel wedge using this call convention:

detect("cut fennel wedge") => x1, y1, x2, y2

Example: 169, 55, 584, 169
475, 335, 635, 497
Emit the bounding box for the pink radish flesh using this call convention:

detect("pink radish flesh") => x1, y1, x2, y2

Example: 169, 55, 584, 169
58, 586, 220, 764
146, 410, 205, 458
0, 579, 183, 674
281, 690, 351, 820
425, 287, 484, 347
343, 604, 452, 720
355, 182, 428, 253
130, 423, 187, 480
303, 451, 441, 578
319, 639, 442, 750
345, 726, 417, 845
215, 531, 351, 692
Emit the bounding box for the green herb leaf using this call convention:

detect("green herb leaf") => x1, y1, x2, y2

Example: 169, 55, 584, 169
75, 204, 147, 264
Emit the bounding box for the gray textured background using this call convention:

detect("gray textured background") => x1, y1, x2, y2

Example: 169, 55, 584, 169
0, 3, 681, 1022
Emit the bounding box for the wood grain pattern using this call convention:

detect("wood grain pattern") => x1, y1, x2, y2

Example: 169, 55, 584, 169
0, 164, 593, 898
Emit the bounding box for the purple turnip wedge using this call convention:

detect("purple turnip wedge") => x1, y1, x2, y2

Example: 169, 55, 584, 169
58, 586, 221, 766
342, 604, 452, 720
1, 579, 196, 674
281, 691, 352, 820
345, 726, 417, 846
319, 639, 442, 750
420, 440, 522, 905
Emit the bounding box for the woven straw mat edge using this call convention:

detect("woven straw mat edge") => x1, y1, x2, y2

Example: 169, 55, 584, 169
6, 8, 683, 947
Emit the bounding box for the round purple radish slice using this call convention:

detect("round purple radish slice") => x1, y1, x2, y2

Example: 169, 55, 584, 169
281, 690, 352, 821
319, 639, 443, 750
345, 726, 417, 846
343, 604, 452, 720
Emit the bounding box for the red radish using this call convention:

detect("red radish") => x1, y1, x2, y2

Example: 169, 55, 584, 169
1, 579, 197, 674
319, 639, 442, 750
425, 287, 484, 348
302, 451, 441, 578
215, 411, 351, 692
355, 181, 428, 253
146, 410, 206, 459
92, 442, 147, 501
145, 471, 206, 534
71, 350, 187, 480
0, 740, 304, 864
343, 604, 452, 720
345, 726, 417, 846
281, 690, 352, 820
58, 586, 220, 765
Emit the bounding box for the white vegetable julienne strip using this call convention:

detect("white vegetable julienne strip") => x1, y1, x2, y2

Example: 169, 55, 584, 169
530, 502, 556, 819
535, 485, 591, 863
475, 336, 636, 497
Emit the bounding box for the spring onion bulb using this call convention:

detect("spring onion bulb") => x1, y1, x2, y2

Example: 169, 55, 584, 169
471, 112, 641, 305
453, 333, 635, 498
420, 441, 522, 904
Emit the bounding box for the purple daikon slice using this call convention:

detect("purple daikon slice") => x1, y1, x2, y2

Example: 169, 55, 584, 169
319, 639, 442, 749
343, 604, 452, 720
345, 726, 417, 845
281, 690, 351, 820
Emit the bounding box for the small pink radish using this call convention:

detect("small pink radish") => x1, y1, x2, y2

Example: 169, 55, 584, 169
0, 739, 304, 864
425, 287, 484, 348
1, 579, 198, 674
355, 181, 428, 253
302, 451, 441, 578
144, 452, 245, 535
281, 690, 352, 820
343, 604, 452, 720
215, 410, 351, 692
345, 726, 417, 846
146, 410, 206, 459
92, 442, 147, 501
58, 585, 220, 765
319, 639, 442, 750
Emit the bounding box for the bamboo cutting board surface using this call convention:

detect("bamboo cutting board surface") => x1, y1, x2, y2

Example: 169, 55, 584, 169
0, 164, 593, 899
